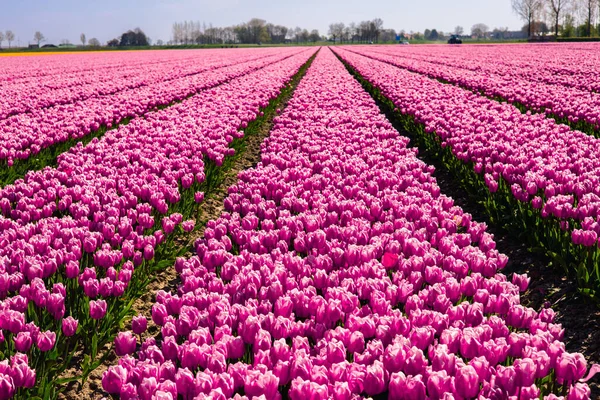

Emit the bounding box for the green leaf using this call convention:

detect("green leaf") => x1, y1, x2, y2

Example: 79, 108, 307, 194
47, 347, 59, 361
91, 334, 98, 359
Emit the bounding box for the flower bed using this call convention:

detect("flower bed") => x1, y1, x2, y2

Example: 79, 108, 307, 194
103, 48, 592, 400
334, 47, 600, 299
0, 48, 305, 184
0, 49, 287, 119
0, 48, 316, 398
344, 45, 600, 137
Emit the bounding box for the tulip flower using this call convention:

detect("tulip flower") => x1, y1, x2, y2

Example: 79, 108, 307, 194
84, 47, 589, 400
14, 332, 33, 353
0, 374, 15, 400
89, 299, 107, 320
455, 365, 480, 398
114, 332, 137, 356
556, 353, 588, 384
182, 220, 195, 233
132, 315, 148, 335
11, 361, 36, 389
36, 331, 56, 352
102, 365, 128, 394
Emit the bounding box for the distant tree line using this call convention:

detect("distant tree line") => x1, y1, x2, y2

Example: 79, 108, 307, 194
171, 19, 322, 45
327, 19, 399, 43
107, 28, 150, 47
512, 0, 600, 38
0, 28, 103, 49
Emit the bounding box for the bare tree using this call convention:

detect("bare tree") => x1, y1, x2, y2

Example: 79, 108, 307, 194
547, 0, 571, 35
5, 30, 14, 48
512, 0, 544, 37
347, 22, 357, 43
80, 33, 86, 46
88, 38, 101, 47
328, 22, 345, 43
309, 29, 320, 43
471, 23, 490, 38
0, 31, 4, 48
371, 18, 384, 42
293, 27, 302, 44
172, 22, 183, 44
454, 26, 464, 35
581, 0, 598, 36
33, 31, 45, 46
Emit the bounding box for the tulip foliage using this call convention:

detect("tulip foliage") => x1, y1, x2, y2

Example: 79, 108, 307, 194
0, 48, 316, 398
103, 48, 593, 400
0, 48, 304, 186
334, 47, 600, 299
343, 44, 600, 137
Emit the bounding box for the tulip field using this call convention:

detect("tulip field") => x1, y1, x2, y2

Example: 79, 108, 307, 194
342, 44, 600, 135
0, 48, 303, 185
0, 45, 599, 399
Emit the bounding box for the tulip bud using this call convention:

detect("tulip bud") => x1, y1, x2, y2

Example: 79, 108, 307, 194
455, 365, 479, 399
14, 332, 33, 353
388, 371, 426, 400
114, 331, 137, 356
102, 365, 128, 394
62, 316, 79, 337
0, 373, 15, 399
36, 331, 56, 352
132, 315, 148, 335
567, 383, 591, 400
89, 299, 107, 320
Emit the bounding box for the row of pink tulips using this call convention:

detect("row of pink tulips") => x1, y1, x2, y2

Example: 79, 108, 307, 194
369, 43, 600, 93
0, 48, 302, 169
334, 47, 600, 292
0, 49, 288, 120
0, 48, 315, 398
103, 48, 593, 400
344, 45, 600, 133
0, 50, 184, 82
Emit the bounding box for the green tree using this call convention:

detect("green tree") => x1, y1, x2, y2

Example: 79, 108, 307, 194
119, 28, 149, 46
560, 13, 576, 37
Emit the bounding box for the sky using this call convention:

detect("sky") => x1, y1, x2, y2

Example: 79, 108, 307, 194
0, 0, 524, 46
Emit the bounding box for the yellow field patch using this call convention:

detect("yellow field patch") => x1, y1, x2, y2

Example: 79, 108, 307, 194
0, 50, 126, 57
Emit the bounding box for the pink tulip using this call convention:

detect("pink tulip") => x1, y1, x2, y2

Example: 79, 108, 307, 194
132, 315, 148, 335
455, 365, 480, 399
89, 299, 107, 320
36, 331, 56, 352
114, 332, 137, 356
102, 365, 128, 394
